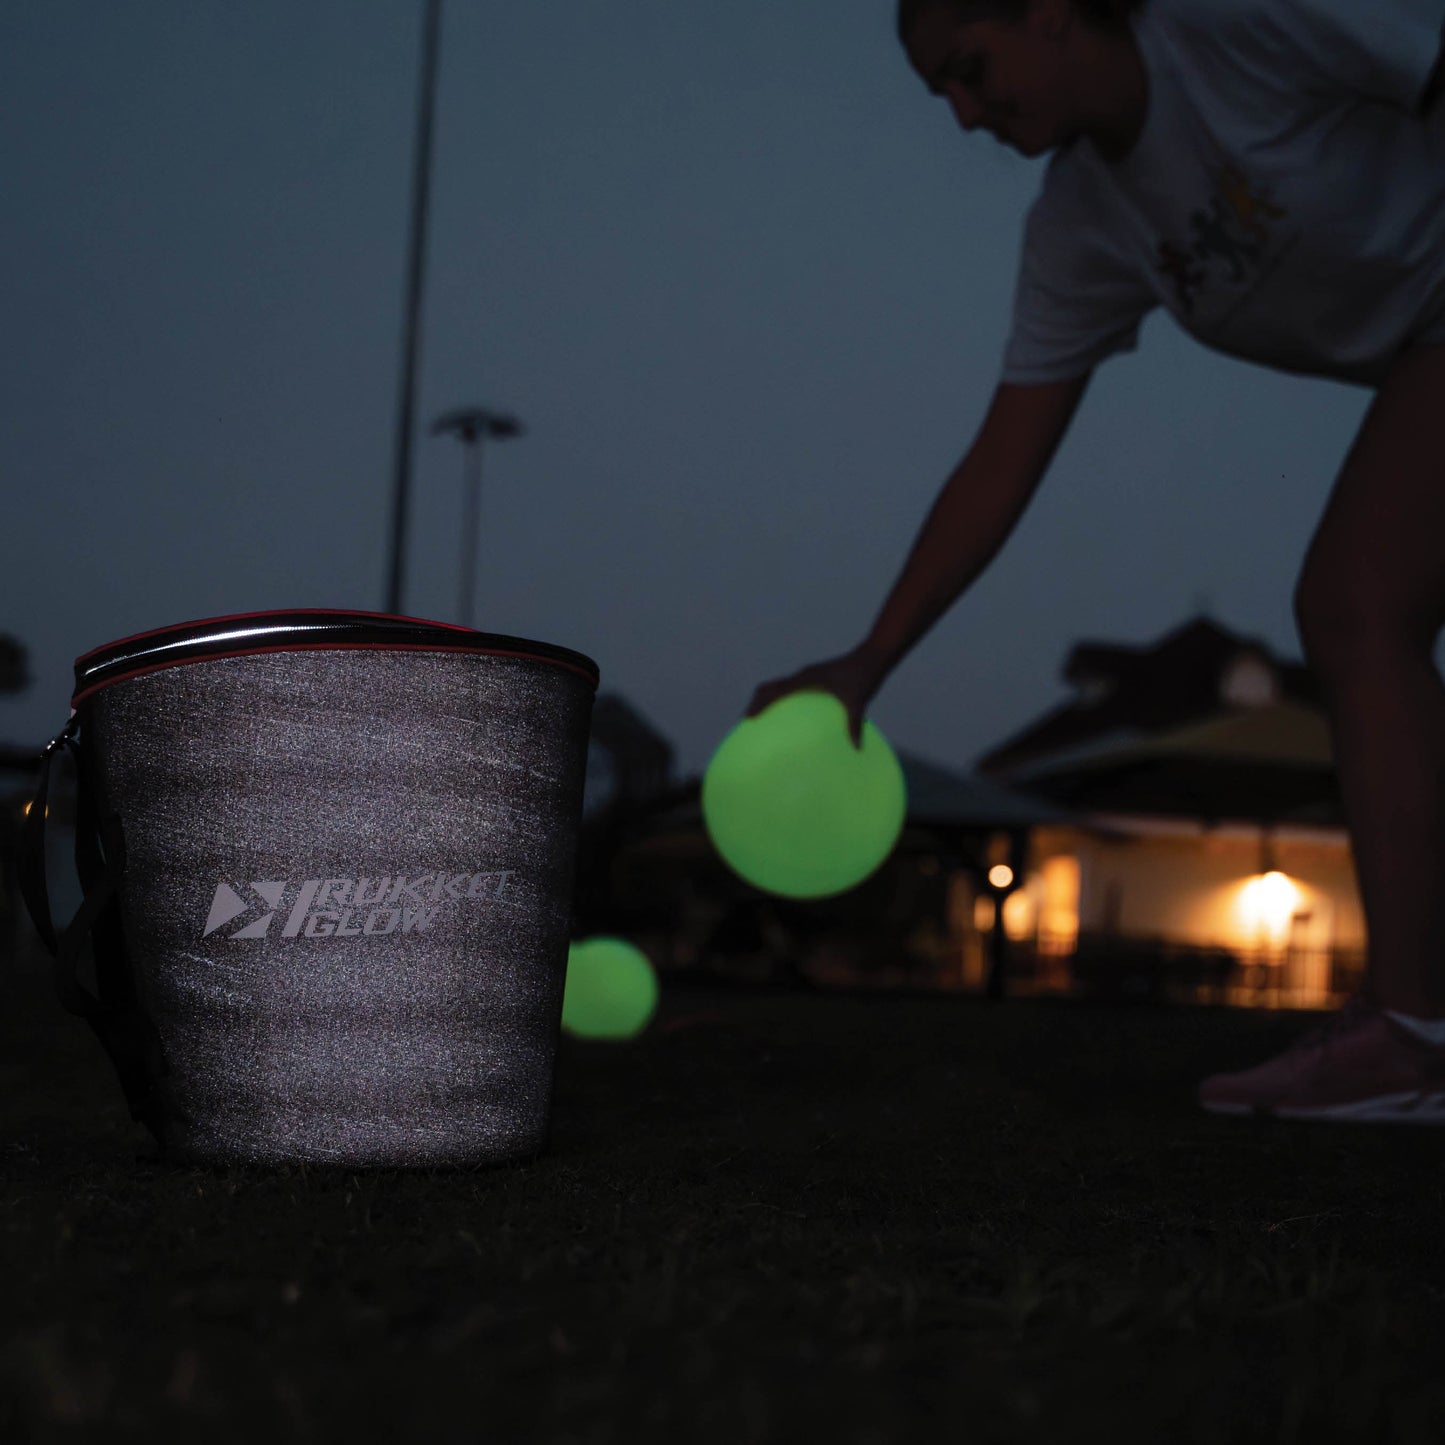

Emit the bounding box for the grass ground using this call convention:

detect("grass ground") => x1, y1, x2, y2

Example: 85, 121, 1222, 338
3, 935, 1445, 1445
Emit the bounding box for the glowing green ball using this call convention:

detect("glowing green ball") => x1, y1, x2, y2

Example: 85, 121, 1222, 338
561, 936, 660, 1040
702, 690, 907, 899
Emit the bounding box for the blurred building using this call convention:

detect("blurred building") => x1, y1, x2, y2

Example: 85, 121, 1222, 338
0, 743, 49, 947
591, 616, 1364, 1009
581, 693, 676, 822
975, 615, 1360, 1007
0, 636, 41, 945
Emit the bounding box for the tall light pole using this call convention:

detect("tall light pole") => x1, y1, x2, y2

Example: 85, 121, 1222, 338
385, 0, 443, 617
430, 407, 524, 627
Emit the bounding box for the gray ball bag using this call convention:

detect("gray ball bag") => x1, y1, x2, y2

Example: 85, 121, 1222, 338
21, 610, 599, 1168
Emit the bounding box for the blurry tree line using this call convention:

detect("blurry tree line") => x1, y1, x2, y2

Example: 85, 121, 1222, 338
0, 634, 26, 694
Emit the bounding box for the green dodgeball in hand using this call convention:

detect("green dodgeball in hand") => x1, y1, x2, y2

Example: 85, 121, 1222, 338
702, 690, 907, 899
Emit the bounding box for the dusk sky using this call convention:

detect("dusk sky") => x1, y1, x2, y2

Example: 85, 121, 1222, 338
2, 3, 1407, 782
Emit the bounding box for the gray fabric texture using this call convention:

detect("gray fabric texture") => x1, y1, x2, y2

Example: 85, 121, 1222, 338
82, 646, 595, 1168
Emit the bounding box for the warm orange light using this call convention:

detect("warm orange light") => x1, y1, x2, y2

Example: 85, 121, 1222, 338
1237, 870, 1303, 948
1038, 855, 1080, 953
1002, 888, 1034, 939
988, 865, 1014, 889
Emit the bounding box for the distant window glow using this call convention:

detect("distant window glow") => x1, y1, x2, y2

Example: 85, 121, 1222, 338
1039, 855, 1080, 954
1002, 888, 1034, 939
1238, 870, 1303, 948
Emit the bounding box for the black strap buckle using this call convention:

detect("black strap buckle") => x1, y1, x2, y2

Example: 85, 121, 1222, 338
17, 719, 169, 1143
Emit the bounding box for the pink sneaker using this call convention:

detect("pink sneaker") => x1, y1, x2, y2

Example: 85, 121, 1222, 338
1197, 994, 1445, 1124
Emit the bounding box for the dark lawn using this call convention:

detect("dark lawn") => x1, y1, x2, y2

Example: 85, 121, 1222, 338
3, 936, 1445, 1445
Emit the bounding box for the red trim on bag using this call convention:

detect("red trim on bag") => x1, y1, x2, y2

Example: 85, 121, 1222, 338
74, 608, 474, 666
70, 641, 599, 707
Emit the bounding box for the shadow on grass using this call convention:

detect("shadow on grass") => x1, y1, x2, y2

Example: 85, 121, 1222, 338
2, 934, 1444, 1444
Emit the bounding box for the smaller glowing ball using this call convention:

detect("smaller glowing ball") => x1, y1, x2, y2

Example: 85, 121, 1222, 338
561, 936, 660, 1040
702, 690, 907, 899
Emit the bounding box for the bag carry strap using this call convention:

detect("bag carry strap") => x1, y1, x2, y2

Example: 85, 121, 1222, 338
19, 720, 169, 1142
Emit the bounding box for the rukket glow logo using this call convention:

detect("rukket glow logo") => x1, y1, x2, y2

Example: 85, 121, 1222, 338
201, 871, 516, 940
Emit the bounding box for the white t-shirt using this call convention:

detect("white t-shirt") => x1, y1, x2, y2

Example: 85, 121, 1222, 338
1000, 0, 1445, 388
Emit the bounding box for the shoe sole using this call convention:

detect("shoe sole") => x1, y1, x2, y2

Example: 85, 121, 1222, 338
1200, 1100, 1256, 1117
1202, 1091, 1445, 1124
